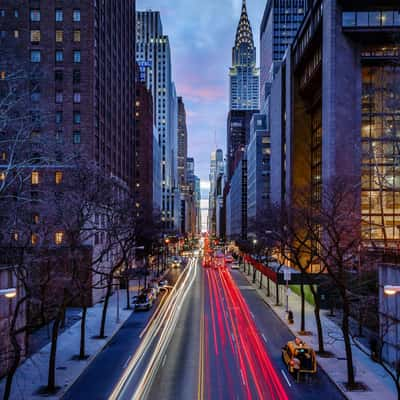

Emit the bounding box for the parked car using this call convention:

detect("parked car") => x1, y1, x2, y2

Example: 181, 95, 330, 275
142, 287, 157, 300
159, 279, 169, 287
231, 261, 240, 270
134, 293, 153, 311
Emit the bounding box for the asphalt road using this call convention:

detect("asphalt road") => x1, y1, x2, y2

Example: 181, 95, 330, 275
145, 263, 344, 400
62, 268, 182, 400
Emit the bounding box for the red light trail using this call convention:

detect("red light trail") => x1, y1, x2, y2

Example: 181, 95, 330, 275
202, 260, 289, 400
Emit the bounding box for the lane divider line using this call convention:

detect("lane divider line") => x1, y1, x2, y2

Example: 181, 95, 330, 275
280, 369, 292, 388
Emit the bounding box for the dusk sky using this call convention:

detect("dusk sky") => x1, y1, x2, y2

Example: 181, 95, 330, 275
138, 0, 266, 185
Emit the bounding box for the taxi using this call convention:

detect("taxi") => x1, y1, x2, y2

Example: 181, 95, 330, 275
282, 338, 317, 377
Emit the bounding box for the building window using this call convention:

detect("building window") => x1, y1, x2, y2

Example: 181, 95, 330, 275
55, 30, 63, 42
0, 10, 5, 17
31, 171, 39, 185
56, 92, 64, 104
55, 9, 63, 22
73, 131, 81, 144
73, 112, 81, 124
55, 171, 63, 184
30, 30, 41, 43
55, 70, 63, 81
1, 152, 6, 160
0, 172, 5, 181
30, 9, 40, 21
12, 232, 19, 242
55, 231, 64, 245
73, 92, 81, 103
73, 30, 81, 42
30, 50, 41, 63
14, 30, 19, 38
14, 9, 19, 18
73, 70, 81, 83
55, 111, 63, 124
73, 50, 81, 63
31, 233, 39, 246
33, 214, 39, 224
55, 50, 63, 62
73, 9, 81, 22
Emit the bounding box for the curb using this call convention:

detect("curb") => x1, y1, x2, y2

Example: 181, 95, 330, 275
58, 305, 134, 399
239, 268, 350, 400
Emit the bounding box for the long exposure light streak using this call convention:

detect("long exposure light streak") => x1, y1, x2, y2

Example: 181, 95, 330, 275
109, 257, 198, 400
203, 262, 289, 400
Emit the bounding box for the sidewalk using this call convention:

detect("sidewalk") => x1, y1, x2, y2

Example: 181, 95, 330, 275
240, 268, 397, 400
0, 289, 133, 400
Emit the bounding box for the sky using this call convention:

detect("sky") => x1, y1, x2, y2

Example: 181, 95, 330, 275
138, 0, 266, 184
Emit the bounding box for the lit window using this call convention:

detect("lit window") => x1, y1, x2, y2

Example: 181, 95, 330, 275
31, 171, 39, 185
73, 9, 81, 22
0, 172, 5, 181
0, 10, 4, 17
30, 30, 40, 42
73, 50, 81, 63
30, 50, 41, 63
73, 30, 81, 42
55, 171, 63, 184
55, 50, 63, 62
55, 30, 63, 42
73, 131, 81, 144
55, 9, 63, 22
73, 112, 81, 124
30, 9, 40, 22
55, 91, 63, 103
55, 231, 64, 245
14, 9, 19, 18
13, 232, 19, 241
1, 152, 6, 160
31, 234, 39, 246
33, 214, 39, 224
14, 30, 19, 38
0, 71, 5, 80
55, 111, 63, 124
73, 92, 81, 103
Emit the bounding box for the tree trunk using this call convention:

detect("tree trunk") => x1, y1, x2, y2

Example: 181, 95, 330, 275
125, 278, 131, 309
47, 312, 62, 392
99, 277, 112, 338
259, 274, 263, 289
275, 283, 280, 306
267, 277, 270, 297
79, 306, 87, 359
252, 267, 256, 283
342, 296, 356, 387
3, 333, 21, 400
300, 278, 306, 333
310, 284, 325, 353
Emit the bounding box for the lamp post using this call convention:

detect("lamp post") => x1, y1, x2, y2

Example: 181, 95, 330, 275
0, 288, 17, 299
252, 239, 257, 283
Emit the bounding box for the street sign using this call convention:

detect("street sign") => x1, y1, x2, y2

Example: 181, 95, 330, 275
284, 270, 292, 282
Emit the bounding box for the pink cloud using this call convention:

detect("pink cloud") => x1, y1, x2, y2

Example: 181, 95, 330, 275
179, 83, 225, 103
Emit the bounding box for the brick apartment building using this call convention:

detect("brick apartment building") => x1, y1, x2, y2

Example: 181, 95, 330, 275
0, 0, 136, 377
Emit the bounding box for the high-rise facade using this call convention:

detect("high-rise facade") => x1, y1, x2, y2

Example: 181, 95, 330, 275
230, 0, 259, 111
136, 11, 179, 231
208, 149, 224, 236
177, 97, 187, 188
260, 0, 308, 108
0, 0, 136, 376
270, 0, 400, 246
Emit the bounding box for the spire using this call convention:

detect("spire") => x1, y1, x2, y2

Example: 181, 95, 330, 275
235, 0, 254, 48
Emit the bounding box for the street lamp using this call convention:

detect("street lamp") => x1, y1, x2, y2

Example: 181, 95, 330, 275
384, 285, 400, 296
0, 288, 17, 299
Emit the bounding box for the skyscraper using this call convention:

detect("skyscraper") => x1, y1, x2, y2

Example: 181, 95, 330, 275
208, 149, 224, 235
136, 11, 179, 231
260, 0, 308, 108
229, 0, 260, 111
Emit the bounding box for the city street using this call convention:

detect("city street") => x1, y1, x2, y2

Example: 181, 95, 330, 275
146, 258, 344, 400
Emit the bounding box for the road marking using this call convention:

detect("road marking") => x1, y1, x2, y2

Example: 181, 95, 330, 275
261, 333, 267, 343
162, 355, 167, 367
280, 369, 292, 388
231, 333, 235, 343
250, 312, 255, 320
123, 356, 132, 369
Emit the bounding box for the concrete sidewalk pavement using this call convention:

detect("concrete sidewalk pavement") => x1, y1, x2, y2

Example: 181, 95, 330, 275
240, 268, 397, 400
0, 269, 170, 400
